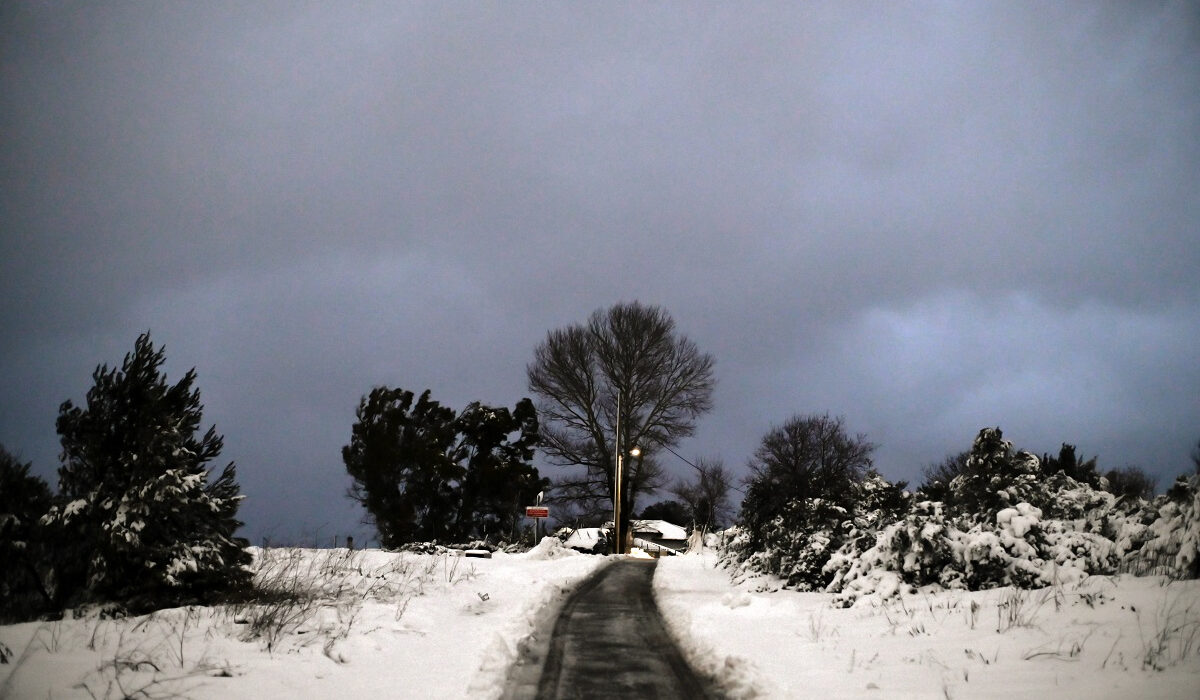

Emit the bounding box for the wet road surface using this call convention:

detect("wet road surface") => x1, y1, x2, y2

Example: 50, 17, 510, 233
504, 558, 718, 700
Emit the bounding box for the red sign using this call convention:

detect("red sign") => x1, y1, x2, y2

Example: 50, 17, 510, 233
525, 506, 549, 519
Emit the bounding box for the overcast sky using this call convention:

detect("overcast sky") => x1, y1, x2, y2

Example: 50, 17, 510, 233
2, 2, 1197, 546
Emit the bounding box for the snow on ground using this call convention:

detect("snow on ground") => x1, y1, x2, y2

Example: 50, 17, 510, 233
0, 540, 604, 699
655, 550, 1200, 699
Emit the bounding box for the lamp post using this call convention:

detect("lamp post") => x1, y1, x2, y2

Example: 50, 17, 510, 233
613, 393, 622, 555
612, 392, 641, 555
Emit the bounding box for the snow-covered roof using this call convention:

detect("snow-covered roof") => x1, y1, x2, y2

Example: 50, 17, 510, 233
630, 519, 687, 541
561, 527, 604, 550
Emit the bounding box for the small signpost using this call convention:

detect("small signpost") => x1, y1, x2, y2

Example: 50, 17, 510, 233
526, 492, 548, 541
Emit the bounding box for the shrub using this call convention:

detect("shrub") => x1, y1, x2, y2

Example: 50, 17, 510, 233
731, 415, 877, 585
946, 427, 1045, 519
728, 426, 1200, 606
1104, 465, 1157, 500
825, 501, 963, 604
731, 473, 906, 590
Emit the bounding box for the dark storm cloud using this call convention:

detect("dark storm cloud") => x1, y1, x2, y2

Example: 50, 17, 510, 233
2, 2, 1197, 543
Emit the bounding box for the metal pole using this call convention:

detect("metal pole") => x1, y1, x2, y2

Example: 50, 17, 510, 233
613, 391, 621, 555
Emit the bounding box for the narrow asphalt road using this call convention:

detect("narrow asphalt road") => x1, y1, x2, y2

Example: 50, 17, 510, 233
505, 558, 718, 700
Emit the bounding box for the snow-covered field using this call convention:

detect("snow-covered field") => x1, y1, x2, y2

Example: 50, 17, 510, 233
0, 540, 603, 699
655, 550, 1200, 699
5, 542, 1199, 699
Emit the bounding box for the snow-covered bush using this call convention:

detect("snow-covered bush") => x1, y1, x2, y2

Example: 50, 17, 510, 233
962, 503, 1058, 589
1039, 520, 1118, 575
776, 500, 849, 589
854, 470, 912, 530
1038, 471, 1117, 521
825, 500, 962, 604
1128, 475, 1200, 578
946, 427, 1046, 520
730, 415, 883, 588
729, 473, 909, 590
827, 500, 1105, 606
43, 333, 251, 610
826, 461, 1141, 605
823, 436, 1198, 605
726, 497, 853, 590
1168, 475, 1200, 577
730, 426, 1199, 606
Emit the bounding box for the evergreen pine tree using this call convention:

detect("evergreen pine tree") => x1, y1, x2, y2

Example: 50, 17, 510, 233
0, 446, 54, 620
946, 427, 1043, 519
44, 333, 250, 609
452, 398, 545, 542
343, 388, 462, 547
1041, 443, 1100, 485
344, 389, 545, 546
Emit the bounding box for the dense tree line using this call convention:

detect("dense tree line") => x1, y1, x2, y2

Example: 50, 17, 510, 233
3, 312, 1195, 624
343, 387, 546, 547
727, 419, 1200, 598
1, 333, 550, 622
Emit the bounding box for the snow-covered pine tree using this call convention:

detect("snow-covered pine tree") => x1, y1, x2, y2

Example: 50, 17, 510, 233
0, 445, 54, 620
44, 333, 250, 610
946, 427, 1045, 520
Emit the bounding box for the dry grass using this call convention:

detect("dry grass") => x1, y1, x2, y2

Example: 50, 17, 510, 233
1, 546, 478, 697
1135, 583, 1200, 671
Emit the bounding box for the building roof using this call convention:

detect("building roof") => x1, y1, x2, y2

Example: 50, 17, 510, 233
561, 527, 604, 550
630, 519, 688, 541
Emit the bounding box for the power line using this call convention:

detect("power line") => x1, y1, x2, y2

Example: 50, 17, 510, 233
660, 442, 704, 473
658, 442, 746, 494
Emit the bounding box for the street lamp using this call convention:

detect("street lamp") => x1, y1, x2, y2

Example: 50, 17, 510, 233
613, 442, 640, 555
612, 394, 642, 555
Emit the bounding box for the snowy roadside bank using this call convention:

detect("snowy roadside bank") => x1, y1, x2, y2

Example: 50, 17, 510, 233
654, 551, 1200, 699
0, 540, 604, 699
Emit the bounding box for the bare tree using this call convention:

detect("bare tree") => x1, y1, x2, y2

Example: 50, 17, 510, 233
1103, 465, 1157, 500
671, 458, 734, 532
527, 301, 715, 548
917, 450, 969, 500
742, 413, 875, 519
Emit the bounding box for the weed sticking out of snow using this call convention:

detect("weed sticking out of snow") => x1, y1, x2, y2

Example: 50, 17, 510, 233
995, 587, 1049, 633
1134, 583, 1200, 672
805, 610, 834, 643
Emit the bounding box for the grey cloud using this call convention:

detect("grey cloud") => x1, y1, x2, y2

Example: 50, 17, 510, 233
2, 2, 1197, 542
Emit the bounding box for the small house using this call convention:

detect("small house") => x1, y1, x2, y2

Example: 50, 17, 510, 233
631, 519, 688, 556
